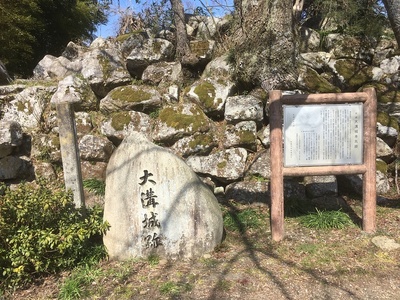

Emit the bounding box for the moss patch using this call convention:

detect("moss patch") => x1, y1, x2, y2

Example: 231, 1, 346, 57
376, 159, 388, 173
158, 105, 209, 132
303, 67, 340, 93
238, 130, 255, 144
369, 83, 400, 103
98, 55, 113, 80
377, 112, 400, 131
110, 87, 152, 103
152, 40, 162, 54
190, 41, 210, 56
334, 60, 373, 88
111, 112, 131, 131
194, 82, 217, 109
188, 134, 213, 149
217, 161, 227, 169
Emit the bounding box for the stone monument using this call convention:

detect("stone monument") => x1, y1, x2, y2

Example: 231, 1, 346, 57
103, 132, 224, 260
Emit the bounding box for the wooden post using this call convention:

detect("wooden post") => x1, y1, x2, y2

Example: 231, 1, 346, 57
269, 90, 284, 241
56, 102, 85, 208
362, 87, 377, 232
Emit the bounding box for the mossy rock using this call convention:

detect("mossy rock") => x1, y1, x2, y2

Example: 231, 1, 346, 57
376, 159, 388, 173
193, 81, 218, 109
110, 86, 152, 103
334, 60, 373, 88
158, 104, 211, 133
190, 41, 210, 57
301, 67, 340, 93
111, 112, 132, 131
366, 83, 400, 103
377, 111, 400, 131
188, 133, 214, 150
237, 130, 256, 145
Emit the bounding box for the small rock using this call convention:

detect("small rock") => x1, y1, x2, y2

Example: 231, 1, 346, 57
371, 236, 400, 251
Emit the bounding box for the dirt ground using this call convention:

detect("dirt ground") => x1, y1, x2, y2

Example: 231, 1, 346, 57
4, 194, 400, 300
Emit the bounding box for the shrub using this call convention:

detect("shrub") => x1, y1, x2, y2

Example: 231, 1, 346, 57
0, 181, 109, 289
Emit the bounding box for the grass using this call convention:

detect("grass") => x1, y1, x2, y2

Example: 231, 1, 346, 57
58, 263, 104, 300
83, 178, 106, 196
7, 196, 400, 300
299, 209, 355, 229
223, 207, 265, 233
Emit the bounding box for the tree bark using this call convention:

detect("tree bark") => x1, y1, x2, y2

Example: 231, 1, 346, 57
383, 0, 400, 48
232, 0, 298, 90
170, 0, 191, 59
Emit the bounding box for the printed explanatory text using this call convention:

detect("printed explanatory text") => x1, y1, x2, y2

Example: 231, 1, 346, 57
283, 104, 363, 167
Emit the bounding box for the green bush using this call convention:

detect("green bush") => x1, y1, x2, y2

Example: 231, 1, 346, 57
0, 181, 109, 289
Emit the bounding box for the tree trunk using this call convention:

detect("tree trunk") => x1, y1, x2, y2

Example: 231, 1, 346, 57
232, 0, 298, 90
170, 0, 191, 59
383, 0, 400, 48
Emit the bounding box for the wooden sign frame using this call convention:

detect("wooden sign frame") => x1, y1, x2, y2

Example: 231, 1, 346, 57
269, 88, 377, 241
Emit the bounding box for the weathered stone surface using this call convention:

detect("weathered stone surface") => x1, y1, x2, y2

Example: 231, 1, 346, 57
201, 55, 233, 80
376, 137, 394, 162
31, 133, 61, 163
126, 38, 174, 78
298, 66, 340, 93
377, 122, 398, 147
338, 170, 390, 196
225, 180, 269, 204
246, 150, 271, 179
81, 161, 107, 181
100, 85, 163, 114
170, 132, 217, 157
152, 102, 213, 144
187, 40, 215, 67
380, 57, 400, 75
194, 16, 220, 39
75, 112, 93, 136
299, 52, 333, 70
186, 148, 248, 183
33, 55, 81, 80
0, 156, 28, 180
81, 44, 132, 98
257, 125, 270, 148
116, 31, 149, 59
61, 41, 85, 60
304, 175, 338, 198
100, 111, 152, 145
103, 132, 223, 260
376, 170, 390, 195
50, 75, 98, 111
142, 62, 182, 86
224, 95, 264, 124
328, 59, 375, 89
34, 161, 57, 181
0, 121, 23, 158
223, 121, 257, 150
79, 135, 115, 162
186, 78, 235, 118
2, 86, 56, 130
299, 27, 320, 52
371, 236, 400, 251
325, 33, 375, 60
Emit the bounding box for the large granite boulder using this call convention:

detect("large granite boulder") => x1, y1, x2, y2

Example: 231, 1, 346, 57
103, 132, 223, 260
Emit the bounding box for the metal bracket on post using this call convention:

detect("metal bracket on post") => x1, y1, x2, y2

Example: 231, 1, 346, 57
56, 102, 85, 208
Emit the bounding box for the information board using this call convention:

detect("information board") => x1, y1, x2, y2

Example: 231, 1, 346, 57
283, 104, 363, 167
